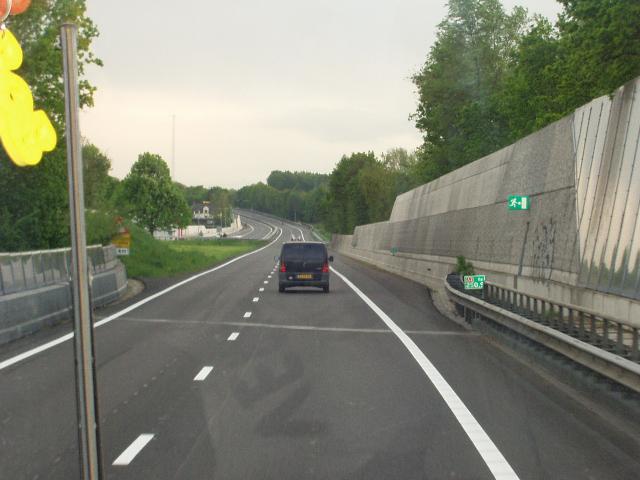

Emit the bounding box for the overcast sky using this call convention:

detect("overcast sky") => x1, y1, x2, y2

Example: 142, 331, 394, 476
80, 0, 562, 189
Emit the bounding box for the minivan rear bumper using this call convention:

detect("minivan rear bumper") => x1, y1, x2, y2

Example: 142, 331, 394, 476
278, 272, 329, 288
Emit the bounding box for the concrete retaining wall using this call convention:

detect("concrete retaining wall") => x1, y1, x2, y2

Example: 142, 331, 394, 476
0, 245, 128, 345
333, 76, 640, 327
154, 215, 244, 240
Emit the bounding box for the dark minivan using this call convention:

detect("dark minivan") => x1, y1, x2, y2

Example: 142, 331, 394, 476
278, 242, 333, 293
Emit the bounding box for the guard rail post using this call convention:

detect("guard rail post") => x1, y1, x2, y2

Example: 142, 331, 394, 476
445, 277, 640, 392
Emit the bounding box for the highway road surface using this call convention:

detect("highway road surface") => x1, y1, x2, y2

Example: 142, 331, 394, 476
1, 212, 639, 479
230, 211, 277, 240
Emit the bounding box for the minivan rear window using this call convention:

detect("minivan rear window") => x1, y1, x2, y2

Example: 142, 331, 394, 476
282, 244, 326, 262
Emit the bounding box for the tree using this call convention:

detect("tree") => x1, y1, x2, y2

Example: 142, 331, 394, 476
0, 1, 101, 251
209, 187, 233, 225
175, 184, 209, 205
411, 0, 529, 182
492, 0, 640, 143
120, 153, 191, 235
357, 161, 395, 223
381, 148, 421, 195
555, 0, 640, 110
82, 143, 112, 210
493, 17, 562, 141
326, 152, 378, 234
267, 170, 329, 191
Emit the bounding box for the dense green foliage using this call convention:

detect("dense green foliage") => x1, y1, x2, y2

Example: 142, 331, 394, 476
411, 0, 530, 180
82, 143, 114, 210
233, 150, 420, 234
267, 170, 329, 191
412, 0, 640, 183
0, 0, 101, 251
234, 170, 330, 223
120, 222, 265, 278
118, 153, 191, 235
455, 255, 476, 276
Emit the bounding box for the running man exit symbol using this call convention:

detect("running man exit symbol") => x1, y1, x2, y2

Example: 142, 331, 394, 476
508, 195, 530, 210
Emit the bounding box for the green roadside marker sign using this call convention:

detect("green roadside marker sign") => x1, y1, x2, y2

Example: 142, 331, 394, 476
463, 275, 486, 290
508, 195, 530, 210
391, 247, 398, 256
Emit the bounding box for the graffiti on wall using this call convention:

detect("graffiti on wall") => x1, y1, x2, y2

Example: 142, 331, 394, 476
531, 219, 556, 280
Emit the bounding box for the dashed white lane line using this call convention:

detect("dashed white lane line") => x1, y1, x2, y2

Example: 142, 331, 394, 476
267, 275, 272, 279
113, 434, 155, 466
227, 332, 240, 341
263, 280, 269, 284
243, 311, 252, 318
259, 287, 265, 292
0, 228, 284, 372
193, 366, 214, 381
330, 267, 520, 480
252, 297, 259, 302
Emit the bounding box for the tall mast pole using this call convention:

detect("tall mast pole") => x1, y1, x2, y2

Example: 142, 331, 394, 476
171, 114, 176, 180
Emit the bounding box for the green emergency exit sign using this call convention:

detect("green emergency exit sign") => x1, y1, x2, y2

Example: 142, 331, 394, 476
463, 275, 486, 290
508, 195, 530, 210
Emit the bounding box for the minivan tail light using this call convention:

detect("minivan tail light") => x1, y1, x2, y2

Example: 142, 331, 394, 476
280, 261, 286, 272
322, 262, 329, 273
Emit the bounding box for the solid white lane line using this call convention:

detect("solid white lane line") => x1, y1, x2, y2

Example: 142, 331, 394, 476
293, 225, 305, 241
330, 267, 520, 480
193, 366, 214, 381
113, 434, 155, 466
259, 287, 265, 292
227, 332, 240, 341
261, 223, 276, 240
253, 297, 259, 302
0, 228, 283, 372
243, 312, 252, 318
233, 222, 255, 238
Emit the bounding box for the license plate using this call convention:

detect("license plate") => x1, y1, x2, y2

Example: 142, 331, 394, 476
297, 274, 313, 280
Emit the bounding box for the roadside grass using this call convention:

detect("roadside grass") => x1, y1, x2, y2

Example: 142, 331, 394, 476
120, 223, 266, 278
310, 224, 332, 242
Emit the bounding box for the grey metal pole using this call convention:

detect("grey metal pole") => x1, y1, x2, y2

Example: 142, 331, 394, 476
172, 114, 176, 180
61, 23, 103, 480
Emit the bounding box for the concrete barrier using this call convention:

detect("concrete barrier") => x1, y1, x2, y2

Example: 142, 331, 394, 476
154, 215, 244, 240
333, 76, 640, 327
0, 245, 127, 345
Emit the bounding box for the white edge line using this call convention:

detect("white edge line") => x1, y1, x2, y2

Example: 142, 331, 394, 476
227, 332, 239, 341
233, 222, 255, 238
330, 266, 520, 480
113, 433, 155, 466
296, 225, 305, 241
0, 228, 283, 372
193, 366, 214, 381
261, 223, 276, 240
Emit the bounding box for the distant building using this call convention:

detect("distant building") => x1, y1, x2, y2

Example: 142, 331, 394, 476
191, 201, 212, 226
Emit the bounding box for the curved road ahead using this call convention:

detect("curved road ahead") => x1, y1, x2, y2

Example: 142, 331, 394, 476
0, 212, 638, 479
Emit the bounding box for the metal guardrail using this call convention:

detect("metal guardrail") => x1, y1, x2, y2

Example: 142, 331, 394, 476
483, 282, 640, 362
445, 275, 640, 393
0, 245, 117, 296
